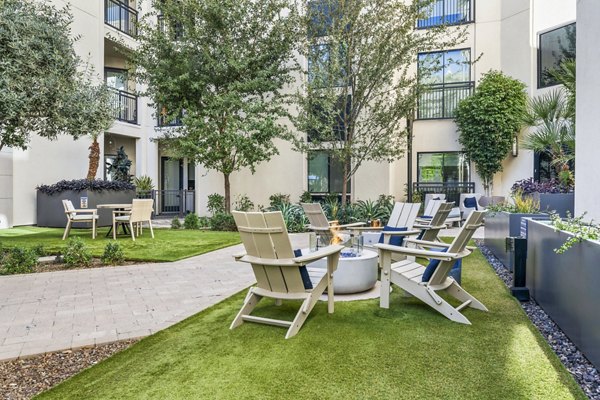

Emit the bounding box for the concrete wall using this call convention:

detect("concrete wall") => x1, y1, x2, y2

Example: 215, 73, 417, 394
575, 0, 600, 221
0, 149, 13, 229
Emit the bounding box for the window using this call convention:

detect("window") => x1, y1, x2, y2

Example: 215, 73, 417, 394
104, 155, 117, 181
105, 68, 128, 91
538, 23, 576, 88
417, 0, 473, 29
307, 0, 340, 38
417, 152, 470, 183
308, 151, 349, 193
308, 43, 349, 87
417, 49, 473, 119
307, 95, 351, 142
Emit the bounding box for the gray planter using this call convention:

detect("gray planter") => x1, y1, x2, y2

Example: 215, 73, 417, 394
484, 211, 541, 270
533, 192, 574, 217
37, 190, 135, 228
526, 220, 600, 370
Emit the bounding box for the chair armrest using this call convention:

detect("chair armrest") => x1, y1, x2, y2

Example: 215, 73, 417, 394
336, 222, 366, 228
235, 255, 298, 267
382, 229, 421, 236
233, 252, 246, 261
292, 244, 344, 265
113, 210, 132, 215
374, 243, 458, 260
71, 209, 97, 213
404, 238, 451, 248
347, 226, 384, 232
306, 225, 333, 232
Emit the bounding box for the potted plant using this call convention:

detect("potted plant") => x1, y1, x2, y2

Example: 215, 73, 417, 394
511, 178, 574, 217
484, 190, 542, 270
526, 213, 600, 370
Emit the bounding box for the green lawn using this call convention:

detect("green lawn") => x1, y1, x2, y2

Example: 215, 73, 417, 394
36, 249, 584, 399
0, 227, 241, 262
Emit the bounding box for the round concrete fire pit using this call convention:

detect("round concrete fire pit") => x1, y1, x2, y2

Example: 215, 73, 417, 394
307, 248, 378, 294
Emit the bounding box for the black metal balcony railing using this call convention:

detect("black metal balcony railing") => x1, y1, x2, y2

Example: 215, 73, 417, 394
137, 190, 195, 216
413, 181, 475, 206
105, 0, 138, 37
417, 0, 473, 29
110, 89, 138, 124
417, 81, 474, 120
157, 107, 184, 127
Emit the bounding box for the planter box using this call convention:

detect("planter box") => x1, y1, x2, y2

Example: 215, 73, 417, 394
533, 192, 574, 217
37, 190, 135, 228
526, 220, 600, 370
484, 211, 541, 271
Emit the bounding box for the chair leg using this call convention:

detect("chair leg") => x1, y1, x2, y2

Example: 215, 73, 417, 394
148, 220, 154, 239
130, 222, 135, 241
230, 289, 262, 330
113, 219, 117, 240
445, 280, 488, 311
62, 220, 72, 240
92, 218, 96, 239
379, 250, 392, 309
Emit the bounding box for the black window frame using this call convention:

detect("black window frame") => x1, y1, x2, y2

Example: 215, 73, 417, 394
537, 22, 576, 89
307, 151, 350, 195
416, 151, 471, 183
416, 0, 475, 30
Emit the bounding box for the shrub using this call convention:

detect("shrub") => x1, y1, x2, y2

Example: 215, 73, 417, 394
32, 244, 46, 257
101, 242, 124, 265
269, 193, 290, 208
511, 177, 573, 195
184, 213, 200, 229
171, 216, 182, 229
355, 199, 386, 222
277, 203, 307, 233
299, 191, 312, 203
62, 237, 92, 267
207, 193, 226, 215
209, 213, 237, 231
198, 216, 210, 228
0, 247, 38, 275
551, 213, 600, 254
134, 175, 155, 196
233, 194, 254, 212
37, 179, 135, 195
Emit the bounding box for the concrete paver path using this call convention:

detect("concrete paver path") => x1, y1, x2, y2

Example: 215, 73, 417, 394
0, 234, 308, 361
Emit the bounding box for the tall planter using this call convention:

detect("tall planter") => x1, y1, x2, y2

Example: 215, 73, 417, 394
37, 190, 135, 228
526, 220, 600, 370
533, 192, 574, 217
484, 211, 541, 271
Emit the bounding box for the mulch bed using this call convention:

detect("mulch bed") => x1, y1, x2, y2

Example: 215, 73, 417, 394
33, 257, 144, 273
0, 339, 138, 400
476, 240, 600, 400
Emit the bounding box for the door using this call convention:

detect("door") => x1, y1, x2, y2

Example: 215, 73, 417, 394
161, 157, 183, 213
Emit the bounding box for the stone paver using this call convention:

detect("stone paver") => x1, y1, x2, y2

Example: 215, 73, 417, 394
0, 234, 307, 361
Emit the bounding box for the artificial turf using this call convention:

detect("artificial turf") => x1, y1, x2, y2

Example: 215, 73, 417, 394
0, 227, 241, 262
36, 248, 585, 399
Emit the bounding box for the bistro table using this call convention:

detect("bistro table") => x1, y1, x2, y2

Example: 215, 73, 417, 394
97, 203, 132, 237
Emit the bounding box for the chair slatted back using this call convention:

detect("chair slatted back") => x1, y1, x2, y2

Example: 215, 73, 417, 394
62, 200, 76, 219
428, 210, 485, 286
301, 203, 329, 228
423, 199, 442, 217
129, 199, 154, 223
424, 193, 446, 210
387, 202, 420, 228
233, 211, 306, 294
420, 202, 453, 242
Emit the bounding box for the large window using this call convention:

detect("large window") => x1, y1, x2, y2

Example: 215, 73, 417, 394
307, 95, 351, 142
307, 0, 340, 38
417, 0, 473, 29
538, 23, 576, 88
417, 152, 470, 183
308, 151, 349, 194
417, 49, 473, 119
308, 43, 349, 87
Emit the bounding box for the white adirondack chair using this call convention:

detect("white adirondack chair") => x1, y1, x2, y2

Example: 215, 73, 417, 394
349, 202, 421, 246
412, 202, 454, 243
375, 210, 487, 325
231, 211, 343, 339
460, 193, 485, 222
301, 202, 365, 232
62, 200, 98, 240
112, 199, 154, 241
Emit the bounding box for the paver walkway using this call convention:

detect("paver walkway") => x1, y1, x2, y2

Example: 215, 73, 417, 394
0, 234, 307, 361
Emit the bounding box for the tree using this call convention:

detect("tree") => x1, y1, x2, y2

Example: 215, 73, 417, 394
107, 146, 132, 183
291, 0, 467, 205
134, 0, 298, 212
455, 70, 527, 195
0, 0, 85, 151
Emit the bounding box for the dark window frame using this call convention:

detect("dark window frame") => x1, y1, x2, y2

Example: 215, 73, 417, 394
307, 151, 351, 194
416, 0, 475, 30
416, 151, 471, 183
537, 22, 576, 89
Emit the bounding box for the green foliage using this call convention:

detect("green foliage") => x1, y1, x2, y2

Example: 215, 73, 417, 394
276, 203, 307, 233
101, 242, 124, 265
0, 247, 38, 275
62, 237, 92, 268
269, 193, 291, 208
106, 146, 132, 183
292, 0, 468, 204
32, 244, 46, 257
486, 190, 540, 214
170, 217, 182, 230
355, 200, 387, 222
134, 176, 155, 195
455, 71, 527, 194
299, 191, 313, 203
232, 194, 254, 212
207, 193, 226, 215
184, 213, 201, 230
0, 0, 112, 151
135, 0, 298, 212
551, 213, 600, 254
209, 213, 237, 232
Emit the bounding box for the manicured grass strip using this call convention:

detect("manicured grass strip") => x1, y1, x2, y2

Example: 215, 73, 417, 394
0, 227, 240, 262
37, 249, 585, 399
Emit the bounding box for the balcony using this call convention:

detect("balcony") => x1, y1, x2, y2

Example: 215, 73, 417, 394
413, 181, 475, 205
417, 81, 474, 120
105, 0, 138, 37
417, 0, 474, 29
110, 89, 138, 124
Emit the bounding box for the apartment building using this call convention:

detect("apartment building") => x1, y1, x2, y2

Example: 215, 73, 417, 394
0, 0, 576, 228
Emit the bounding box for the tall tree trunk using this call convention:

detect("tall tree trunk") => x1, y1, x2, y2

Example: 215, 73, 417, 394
341, 158, 349, 207
224, 173, 231, 213
87, 138, 100, 181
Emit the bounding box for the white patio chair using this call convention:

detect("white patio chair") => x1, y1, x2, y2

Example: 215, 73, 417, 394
62, 200, 98, 240
459, 193, 485, 221
112, 199, 154, 241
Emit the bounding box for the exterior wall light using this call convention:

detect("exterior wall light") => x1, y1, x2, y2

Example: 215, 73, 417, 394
512, 136, 519, 157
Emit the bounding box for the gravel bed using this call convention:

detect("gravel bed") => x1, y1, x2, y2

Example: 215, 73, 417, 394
476, 240, 600, 400
0, 339, 138, 400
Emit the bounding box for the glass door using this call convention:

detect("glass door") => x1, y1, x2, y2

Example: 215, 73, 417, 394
161, 157, 183, 213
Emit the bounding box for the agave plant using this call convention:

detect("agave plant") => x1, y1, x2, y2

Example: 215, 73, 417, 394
276, 203, 307, 233
355, 199, 386, 222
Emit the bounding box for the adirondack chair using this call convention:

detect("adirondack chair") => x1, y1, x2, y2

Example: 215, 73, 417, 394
412, 202, 454, 243
375, 210, 487, 325
231, 211, 343, 339
460, 193, 485, 222
415, 199, 442, 224
301, 202, 365, 232
62, 200, 98, 240
349, 202, 421, 246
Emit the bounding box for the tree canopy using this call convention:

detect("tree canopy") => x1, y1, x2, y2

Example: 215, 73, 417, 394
134, 0, 298, 211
